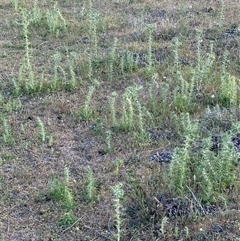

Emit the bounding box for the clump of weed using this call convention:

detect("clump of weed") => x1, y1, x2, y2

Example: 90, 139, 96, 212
46, 1, 67, 37
172, 69, 196, 113
52, 51, 67, 90
84, 166, 97, 203
168, 113, 240, 204
109, 85, 151, 144
108, 38, 118, 81
65, 52, 78, 90
29, 0, 43, 27
218, 51, 238, 106
114, 85, 140, 131
146, 24, 154, 72
48, 167, 77, 227
111, 183, 125, 241
110, 91, 118, 128
57, 212, 78, 228
147, 73, 159, 115
77, 80, 99, 121
119, 50, 139, 74
105, 129, 114, 153
12, 0, 19, 11
49, 167, 76, 210
88, 8, 99, 57
168, 113, 198, 195
16, 10, 37, 95
1, 116, 15, 146
114, 159, 124, 176
36, 117, 47, 142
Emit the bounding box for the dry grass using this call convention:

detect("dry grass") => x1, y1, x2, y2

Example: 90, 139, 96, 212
0, 0, 240, 240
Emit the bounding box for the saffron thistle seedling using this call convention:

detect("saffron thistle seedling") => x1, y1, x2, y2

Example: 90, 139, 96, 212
112, 183, 124, 241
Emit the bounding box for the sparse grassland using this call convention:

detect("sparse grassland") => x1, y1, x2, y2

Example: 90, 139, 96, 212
0, 0, 240, 240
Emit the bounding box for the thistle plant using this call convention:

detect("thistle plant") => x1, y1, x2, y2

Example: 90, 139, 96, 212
146, 24, 154, 71
196, 30, 202, 78
221, 50, 228, 78
110, 92, 118, 128
172, 37, 196, 113
195, 31, 215, 88
134, 98, 150, 144
120, 54, 125, 76
78, 80, 99, 120
105, 130, 113, 153
121, 94, 134, 131
66, 52, 78, 90
52, 52, 67, 90
0, 94, 3, 106
173, 70, 196, 113
112, 183, 124, 241
120, 51, 139, 74
4, 97, 22, 113
168, 112, 239, 203
36, 117, 46, 142
169, 144, 191, 195
49, 167, 74, 207
88, 0, 93, 16
148, 73, 159, 115
19, 10, 36, 94
30, 0, 43, 26
109, 38, 118, 81
61, 167, 76, 211
46, 2, 67, 36
214, 134, 237, 189
221, 73, 237, 106
173, 37, 181, 73
218, 0, 225, 28
49, 167, 77, 227
198, 139, 215, 201
114, 159, 124, 176
12, 78, 20, 96
219, 51, 238, 106
67, 63, 77, 90
84, 166, 96, 203
87, 52, 93, 81
120, 85, 142, 131
196, 132, 238, 203
1, 117, 15, 146
64, 166, 70, 186
53, 51, 61, 89
160, 216, 169, 237
88, 9, 99, 57
169, 114, 199, 195
12, 0, 18, 11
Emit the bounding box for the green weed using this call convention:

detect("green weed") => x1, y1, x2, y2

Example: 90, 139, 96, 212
17, 10, 36, 94
168, 113, 239, 203
84, 166, 96, 203
1, 117, 15, 146
78, 80, 99, 121
12, 0, 19, 11
112, 183, 124, 241
146, 24, 154, 72
46, 1, 67, 36
109, 38, 118, 81
57, 212, 78, 228
114, 159, 124, 176
49, 167, 76, 210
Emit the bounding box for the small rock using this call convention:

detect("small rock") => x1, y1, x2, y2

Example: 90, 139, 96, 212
212, 224, 223, 233
149, 151, 173, 163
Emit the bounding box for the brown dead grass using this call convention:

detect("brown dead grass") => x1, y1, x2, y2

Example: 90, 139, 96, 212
0, 0, 240, 240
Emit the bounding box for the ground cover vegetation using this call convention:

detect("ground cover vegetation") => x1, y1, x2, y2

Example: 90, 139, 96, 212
0, 0, 240, 240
